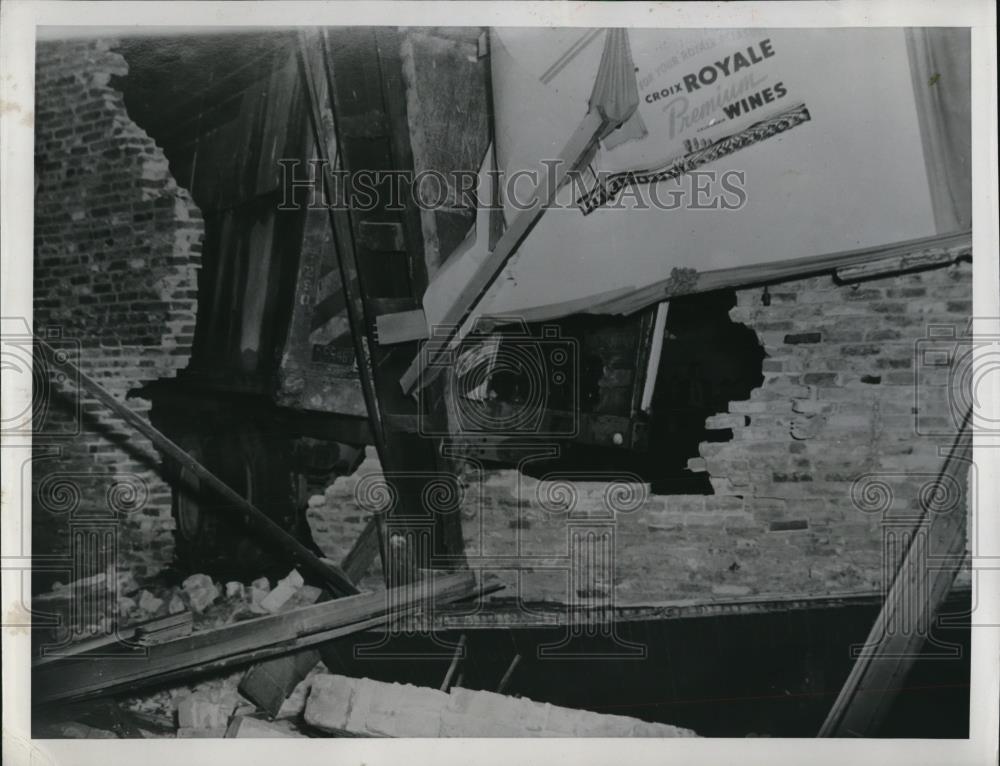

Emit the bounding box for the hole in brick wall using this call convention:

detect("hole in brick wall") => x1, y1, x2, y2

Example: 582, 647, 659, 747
646, 289, 765, 495
513, 291, 765, 492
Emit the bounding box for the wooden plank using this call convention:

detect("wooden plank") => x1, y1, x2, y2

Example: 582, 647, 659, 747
33, 612, 193, 664
34, 338, 360, 598
817, 408, 972, 737
33, 571, 476, 706
238, 643, 322, 721
399, 107, 609, 394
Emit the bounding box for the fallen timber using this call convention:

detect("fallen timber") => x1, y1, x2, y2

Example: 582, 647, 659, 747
33, 571, 477, 707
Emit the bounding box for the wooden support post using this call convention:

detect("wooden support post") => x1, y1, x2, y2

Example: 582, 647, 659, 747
496, 653, 522, 694
817, 408, 973, 736
439, 634, 467, 692
298, 28, 467, 577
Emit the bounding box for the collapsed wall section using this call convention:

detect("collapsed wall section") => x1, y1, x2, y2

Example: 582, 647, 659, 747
32, 38, 203, 591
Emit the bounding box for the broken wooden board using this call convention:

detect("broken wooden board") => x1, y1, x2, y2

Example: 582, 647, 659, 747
33, 611, 194, 664
33, 571, 477, 707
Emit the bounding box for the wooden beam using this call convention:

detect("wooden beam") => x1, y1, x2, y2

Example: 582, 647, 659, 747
34, 337, 359, 598
33, 571, 477, 707
817, 408, 973, 737
34, 612, 193, 664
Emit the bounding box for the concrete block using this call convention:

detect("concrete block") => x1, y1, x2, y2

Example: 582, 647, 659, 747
225, 716, 301, 738
304, 674, 359, 732
365, 682, 449, 737
176, 695, 235, 730
438, 710, 524, 737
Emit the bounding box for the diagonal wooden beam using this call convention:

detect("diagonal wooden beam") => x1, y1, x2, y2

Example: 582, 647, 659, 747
34, 337, 359, 598
817, 408, 973, 736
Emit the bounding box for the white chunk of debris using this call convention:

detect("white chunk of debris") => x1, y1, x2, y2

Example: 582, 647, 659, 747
181, 574, 219, 614
259, 569, 305, 614
138, 589, 164, 614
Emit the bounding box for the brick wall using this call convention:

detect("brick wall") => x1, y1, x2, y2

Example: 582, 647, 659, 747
308, 257, 972, 606
32, 38, 203, 591
458, 257, 973, 605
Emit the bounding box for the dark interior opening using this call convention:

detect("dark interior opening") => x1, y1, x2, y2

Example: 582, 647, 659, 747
645, 288, 765, 494
511, 290, 765, 492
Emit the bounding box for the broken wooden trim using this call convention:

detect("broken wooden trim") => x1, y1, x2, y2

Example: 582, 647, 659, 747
588, 228, 973, 318
33, 571, 477, 707
833, 246, 964, 283
33, 337, 359, 598
638, 302, 669, 414
818, 407, 973, 737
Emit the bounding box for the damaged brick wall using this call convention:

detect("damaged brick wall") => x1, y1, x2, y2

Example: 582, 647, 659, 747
446, 256, 973, 605
637, 259, 974, 600
32, 38, 203, 592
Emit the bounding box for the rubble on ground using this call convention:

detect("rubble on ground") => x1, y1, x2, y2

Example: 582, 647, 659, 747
33, 560, 698, 738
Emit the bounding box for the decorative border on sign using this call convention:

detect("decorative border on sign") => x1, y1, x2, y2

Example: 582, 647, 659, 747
576, 102, 812, 215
